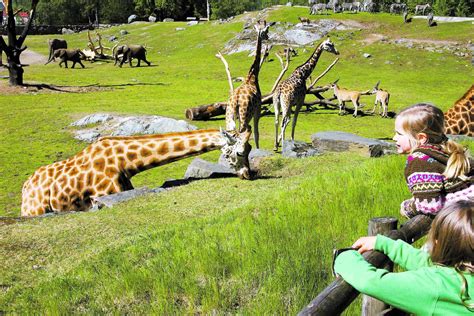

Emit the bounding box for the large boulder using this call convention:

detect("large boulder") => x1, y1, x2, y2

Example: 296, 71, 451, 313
70, 113, 113, 127
184, 158, 236, 179
91, 187, 164, 209
128, 14, 138, 24
282, 140, 321, 158
311, 131, 396, 157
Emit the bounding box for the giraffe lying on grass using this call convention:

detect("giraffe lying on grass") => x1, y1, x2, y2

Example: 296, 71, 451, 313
21, 129, 251, 217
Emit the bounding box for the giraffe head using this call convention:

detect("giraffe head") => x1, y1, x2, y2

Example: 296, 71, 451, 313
219, 129, 252, 180
321, 37, 339, 55
254, 20, 274, 41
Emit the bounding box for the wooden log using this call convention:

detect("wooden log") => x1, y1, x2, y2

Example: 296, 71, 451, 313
362, 217, 398, 316
298, 214, 433, 316
185, 102, 227, 120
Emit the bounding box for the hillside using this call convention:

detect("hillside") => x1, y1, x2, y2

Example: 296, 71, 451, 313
0, 6, 473, 314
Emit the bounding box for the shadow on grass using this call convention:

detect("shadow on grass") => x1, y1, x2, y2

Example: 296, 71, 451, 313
18, 82, 167, 93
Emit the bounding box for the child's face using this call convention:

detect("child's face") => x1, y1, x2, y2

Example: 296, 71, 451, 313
393, 118, 412, 154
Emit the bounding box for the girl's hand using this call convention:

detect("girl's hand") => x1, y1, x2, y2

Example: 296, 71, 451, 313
352, 236, 377, 254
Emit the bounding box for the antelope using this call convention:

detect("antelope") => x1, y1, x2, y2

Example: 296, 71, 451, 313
370, 81, 390, 118
298, 16, 311, 24
415, 3, 431, 15
329, 80, 365, 117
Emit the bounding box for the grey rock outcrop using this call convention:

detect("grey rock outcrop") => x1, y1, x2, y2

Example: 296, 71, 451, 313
128, 15, 138, 24
91, 187, 165, 209
311, 131, 396, 157
282, 140, 322, 158
163, 18, 174, 22
184, 158, 236, 179
71, 113, 113, 127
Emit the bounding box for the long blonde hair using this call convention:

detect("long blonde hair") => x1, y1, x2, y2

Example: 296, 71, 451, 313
397, 103, 471, 179
427, 200, 474, 311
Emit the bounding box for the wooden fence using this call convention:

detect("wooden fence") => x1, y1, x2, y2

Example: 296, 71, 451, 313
298, 214, 433, 316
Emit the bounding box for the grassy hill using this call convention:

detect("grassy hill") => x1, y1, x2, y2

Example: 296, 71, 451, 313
0, 6, 473, 314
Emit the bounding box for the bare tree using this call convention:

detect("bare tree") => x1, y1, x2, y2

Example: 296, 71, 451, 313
0, 0, 39, 86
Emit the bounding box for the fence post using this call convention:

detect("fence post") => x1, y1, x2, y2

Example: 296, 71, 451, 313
362, 217, 398, 316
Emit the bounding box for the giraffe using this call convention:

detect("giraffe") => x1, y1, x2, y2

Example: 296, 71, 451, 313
444, 84, 474, 137
21, 129, 251, 217
272, 38, 339, 151
225, 21, 272, 149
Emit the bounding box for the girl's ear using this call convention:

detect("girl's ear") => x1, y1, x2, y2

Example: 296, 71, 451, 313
417, 132, 429, 144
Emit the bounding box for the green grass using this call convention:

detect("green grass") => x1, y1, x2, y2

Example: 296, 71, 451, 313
0, 6, 473, 314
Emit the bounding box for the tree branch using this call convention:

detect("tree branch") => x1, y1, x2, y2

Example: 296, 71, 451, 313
215, 51, 234, 96
18, 0, 40, 47
307, 57, 339, 91
270, 48, 292, 93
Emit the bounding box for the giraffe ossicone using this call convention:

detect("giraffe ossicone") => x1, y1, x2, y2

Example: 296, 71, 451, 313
21, 129, 251, 217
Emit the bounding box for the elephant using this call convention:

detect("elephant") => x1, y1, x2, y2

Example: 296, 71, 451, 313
115, 44, 151, 68
45, 38, 67, 65
52, 49, 86, 68
113, 44, 128, 66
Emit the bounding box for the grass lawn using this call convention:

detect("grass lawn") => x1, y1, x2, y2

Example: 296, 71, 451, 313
0, 6, 473, 314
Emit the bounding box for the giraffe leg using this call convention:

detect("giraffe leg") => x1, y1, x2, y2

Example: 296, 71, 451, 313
291, 102, 303, 141
253, 104, 261, 149
280, 105, 291, 147
273, 97, 281, 151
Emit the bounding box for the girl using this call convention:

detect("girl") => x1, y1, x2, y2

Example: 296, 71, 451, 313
393, 103, 473, 218
334, 200, 474, 315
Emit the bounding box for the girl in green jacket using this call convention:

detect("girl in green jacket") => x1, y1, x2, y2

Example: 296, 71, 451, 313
334, 200, 474, 315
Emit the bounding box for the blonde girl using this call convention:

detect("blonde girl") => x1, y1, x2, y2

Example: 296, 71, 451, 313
334, 199, 474, 315
393, 103, 473, 218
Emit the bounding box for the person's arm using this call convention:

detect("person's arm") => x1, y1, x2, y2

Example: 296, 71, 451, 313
334, 250, 438, 315
374, 235, 431, 270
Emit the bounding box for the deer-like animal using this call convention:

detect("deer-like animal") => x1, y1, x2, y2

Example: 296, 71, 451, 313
298, 16, 311, 24
415, 3, 431, 15
329, 80, 365, 117
370, 81, 390, 118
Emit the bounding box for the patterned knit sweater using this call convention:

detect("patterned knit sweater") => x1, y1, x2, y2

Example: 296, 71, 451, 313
401, 144, 474, 217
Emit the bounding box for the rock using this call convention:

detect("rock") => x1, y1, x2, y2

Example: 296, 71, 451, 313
447, 134, 474, 142
148, 15, 157, 22
284, 29, 322, 45
282, 140, 322, 158
61, 28, 74, 35
184, 158, 236, 179
128, 14, 138, 24
363, 53, 371, 58
71, 113, 113, 127
187, 20, 199, 26
91, 187, 162, 209
111, 116, 196, 136
311, 131, 396, 157
163, 18, 174, 22
385, 60, 394, 64
74, 131, 101, 143
108, 35, 117, 42
176, 27, 185, 31
120, 29, 129, 36
286, 2, 293, 6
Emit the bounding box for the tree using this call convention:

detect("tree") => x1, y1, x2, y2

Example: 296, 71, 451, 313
0, 0, 40, 86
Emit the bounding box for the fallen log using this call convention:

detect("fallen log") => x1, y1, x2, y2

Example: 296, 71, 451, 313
185, 102, 227, 120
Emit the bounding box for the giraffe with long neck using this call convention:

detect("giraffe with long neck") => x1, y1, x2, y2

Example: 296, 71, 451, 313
225, 21, 271, 149
21, 129, 251, 217
444, 84, 474, 137
272, 38, 339, 151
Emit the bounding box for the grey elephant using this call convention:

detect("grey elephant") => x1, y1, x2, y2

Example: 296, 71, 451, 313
52, 49, 86, 68
116, 44, 151, 67
113, 44, 128, 66
45, 38, 67, 64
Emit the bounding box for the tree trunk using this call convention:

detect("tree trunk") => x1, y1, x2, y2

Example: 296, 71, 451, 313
8, 52, 24, 85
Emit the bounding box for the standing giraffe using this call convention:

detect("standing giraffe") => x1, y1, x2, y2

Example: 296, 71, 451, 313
21, 129, 251, 217
225, 21, 272, 149
272, 38, 339, 151
444, 84, 474, 137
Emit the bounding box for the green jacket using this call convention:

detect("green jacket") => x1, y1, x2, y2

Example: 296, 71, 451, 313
334, 235, 474, 315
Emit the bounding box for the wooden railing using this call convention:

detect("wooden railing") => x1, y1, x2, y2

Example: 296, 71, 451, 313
298, 215, 433, 316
